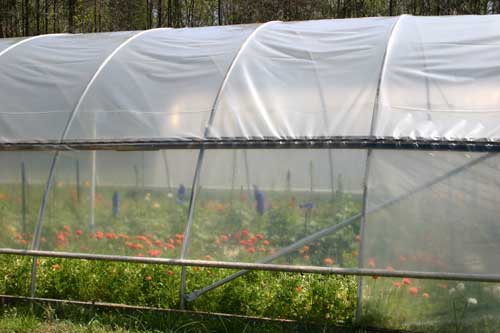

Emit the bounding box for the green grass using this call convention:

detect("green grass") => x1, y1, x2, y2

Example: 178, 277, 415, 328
0, 302, 358, 333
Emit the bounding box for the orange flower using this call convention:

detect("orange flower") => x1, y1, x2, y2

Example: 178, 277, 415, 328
20, 239, 28, 246
302, 245, 310, 252
52, 264, 61, 271
95, 231, 104, 240
176, 239, 183, 245
422, 292, 430, 299
175, 233, 184, 240
255, 233, 264, 240
167, 270, 174, 276
154, 240, 162, 247
105, 232, 116, 240
118, 234, 130, 240
402, 278, 411, 285
75, 229, 83, 236
259, 247, 266, 253
409, 287, 418, 296
0, 193, 7, 201
247, 247, 256, 254
367, 257, 376, 268
63, 225, 70, 232
296, 286, 302, 293
323, 257, 335, 266
145, 275, 152, 281
393, 281, 401, 288
148, 249, 161, 257
262, 240, 270, 246
165, 243, 175, 250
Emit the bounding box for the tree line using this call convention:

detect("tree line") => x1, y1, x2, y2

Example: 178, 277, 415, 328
0, 0, 499, 38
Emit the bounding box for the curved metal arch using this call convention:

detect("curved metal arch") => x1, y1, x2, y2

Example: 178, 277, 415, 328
355, 14, 406, 322
0, 34, 69, 58
179, 20, 281, 308
29, 28, 172, 298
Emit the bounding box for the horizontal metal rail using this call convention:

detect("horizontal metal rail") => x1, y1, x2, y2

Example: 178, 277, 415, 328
0, 136, 499, 152
0, 294, 408, 333
2, 248, 500, 283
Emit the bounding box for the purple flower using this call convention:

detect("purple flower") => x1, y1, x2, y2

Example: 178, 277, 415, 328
112, 191, 120, 217
253, 185, 265, 216
299, 202, 314, 209
176, 184, 186, 204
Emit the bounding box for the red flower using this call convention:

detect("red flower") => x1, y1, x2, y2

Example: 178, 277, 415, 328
402, 278, 411, 285
57, 232, 66, 242
409, 287, 418, 296
367, 257, 376, 268
167, 270, 174, 276
165, 243, 175, 250
155, 240, 162, 247
262, 240, 270, 246
63, 225, 70, 232
20, 239, 28, 246
220, 234, 229, 242
148, 249, 161, 257
75, 229, 83, 236
255, 233, 264, 240
105, 232, 116, 240
175, 233, 184, 240
393, 281, 401, 288
241, 229, 250, 237
247, 247, 256, 254
323, 257, 335, 265
296, 286, 302, 293
95, 231, 104, 240
259, 247, 266, 253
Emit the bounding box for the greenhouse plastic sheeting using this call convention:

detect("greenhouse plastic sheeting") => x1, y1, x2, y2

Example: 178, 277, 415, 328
2, 14, 500, 331
187, 149, 365, 267
1, 15, 499, 142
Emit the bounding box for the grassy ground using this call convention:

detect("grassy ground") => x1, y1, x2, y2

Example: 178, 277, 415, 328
0, 301, 359, 333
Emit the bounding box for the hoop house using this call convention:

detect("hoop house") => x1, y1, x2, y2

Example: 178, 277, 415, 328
1, 14, 500, 331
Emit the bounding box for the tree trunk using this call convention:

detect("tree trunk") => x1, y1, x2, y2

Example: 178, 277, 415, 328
68, 0, 75, 33
44, 0, 48, 34
157, 0, 163, 27
35, 0, 40, 34
23, 0, 29, 36
218, 0, 222, 25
